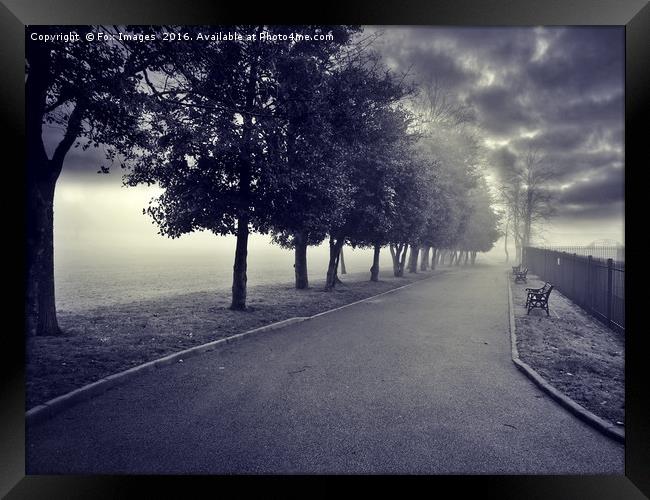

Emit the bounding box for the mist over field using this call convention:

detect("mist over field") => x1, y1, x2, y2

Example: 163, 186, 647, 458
53, 170, 404, 311
53, 166, 622, 312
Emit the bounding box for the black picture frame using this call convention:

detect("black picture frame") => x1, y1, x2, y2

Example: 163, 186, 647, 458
3, 0, 647, 496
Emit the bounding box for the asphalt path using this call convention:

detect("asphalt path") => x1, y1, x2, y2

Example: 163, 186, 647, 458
26, 264, 624, 473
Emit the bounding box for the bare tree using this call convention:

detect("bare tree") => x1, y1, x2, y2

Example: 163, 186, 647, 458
500, 147, 556, 262
418, 78, 475, 129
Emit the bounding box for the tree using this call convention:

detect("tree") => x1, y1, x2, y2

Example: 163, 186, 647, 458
25, 26, 159, 336
315, 58, 415, 289
343, 105, 421, 282
459, 178, 501, 264
499, 146, 556, 262
502, 207, 511, 263
419, 180, 455, 270
385, 152, 433, 277
414, 129, 480, 269
411, 78, 482, 270
265, 27, 361, 289
128, 26, 358, 307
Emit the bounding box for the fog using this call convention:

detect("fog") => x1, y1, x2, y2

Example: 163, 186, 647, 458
54, 167, 623, 276
53, 170, 394, 291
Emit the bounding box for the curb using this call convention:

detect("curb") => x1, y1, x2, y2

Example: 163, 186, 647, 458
506, 271, 624, 444
27, 272, 437, 425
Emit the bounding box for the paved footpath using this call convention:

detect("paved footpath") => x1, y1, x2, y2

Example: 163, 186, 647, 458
27, 265, 623, 474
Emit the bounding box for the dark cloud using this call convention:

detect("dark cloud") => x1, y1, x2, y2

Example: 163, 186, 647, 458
470, 85, 535, 136
544, 150, 623, 181
403, 46, 476, 88
553, 199, 624, 221
369, 26, 623, 228
520, 127, 590, 153
558, 167, 624, 205
555, 93, 624, 127
525, 28, 624, 96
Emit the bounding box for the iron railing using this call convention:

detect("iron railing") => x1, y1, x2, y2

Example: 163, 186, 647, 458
523, 246, 624, 333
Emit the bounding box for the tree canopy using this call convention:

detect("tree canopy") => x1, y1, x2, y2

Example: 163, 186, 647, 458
27, 25, 505, 333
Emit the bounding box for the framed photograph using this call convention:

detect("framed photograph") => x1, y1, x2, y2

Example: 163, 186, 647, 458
3, 0, 647, 496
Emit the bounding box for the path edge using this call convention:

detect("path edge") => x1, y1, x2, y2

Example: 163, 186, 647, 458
27, 272, 437, 425
506, 271, 624, 444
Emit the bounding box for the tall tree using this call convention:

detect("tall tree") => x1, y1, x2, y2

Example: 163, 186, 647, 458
317, 58, 415, 289
266, 27, 361, 289
337, 101, 420, 283
385, 152, 433, 278
459, 178, 501, 264
413, 78, 482, 270
25, 26, 158, 336
499, 146, 556, 261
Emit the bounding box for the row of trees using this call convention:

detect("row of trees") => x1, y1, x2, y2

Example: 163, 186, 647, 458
26, 25, 500, 336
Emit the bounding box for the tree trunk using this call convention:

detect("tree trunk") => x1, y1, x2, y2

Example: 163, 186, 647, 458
390, 243, 406, 277
230, 215, 249, 310
449, 250, 456, 266
438, 249, 446, 266
400, 244, 408, 275
294, 231, 309, 289
408, 244, 419, 273
339, 246, 347, 274
504, 217, 510, 263
431, 248, 437, 270
25, 43, 81, 336
455, 250, 463, 266
370, 243, 381, 281
420, 246, 430, 271
464, 250, 469, 265
325, 237, 345, 290
471, 251, 477, 265
230, 41, 260, 310
389, 244, 400, 277
26, 175, 61, 337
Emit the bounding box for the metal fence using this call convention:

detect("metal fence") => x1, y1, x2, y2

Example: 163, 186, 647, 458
536, 245, 624, 262
523, 246, 625, 334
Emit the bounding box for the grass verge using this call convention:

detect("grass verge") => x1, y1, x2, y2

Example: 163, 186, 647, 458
27, 270, 439, 409
510, 274, 624, 426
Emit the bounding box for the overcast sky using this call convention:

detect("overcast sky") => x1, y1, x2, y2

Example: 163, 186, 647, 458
51, 25, 624, 269
370, 26, 624, 245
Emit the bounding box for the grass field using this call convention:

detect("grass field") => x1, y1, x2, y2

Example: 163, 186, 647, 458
511, 274, 624, 426
27, 270, 438, 409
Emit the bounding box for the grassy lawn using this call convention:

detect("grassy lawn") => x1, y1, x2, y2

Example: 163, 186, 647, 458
510, 274, 624, 427
27, 270, 439, 409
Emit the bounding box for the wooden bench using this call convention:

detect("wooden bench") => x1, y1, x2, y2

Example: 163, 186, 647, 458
514, 267, 528, 283
525, 282, 554, 316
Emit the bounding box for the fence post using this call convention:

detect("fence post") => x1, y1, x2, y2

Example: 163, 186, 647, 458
587, 255, 592, 312
544, 250, 547, 280
572, 253, 576, 301
607, 258, 613, 328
